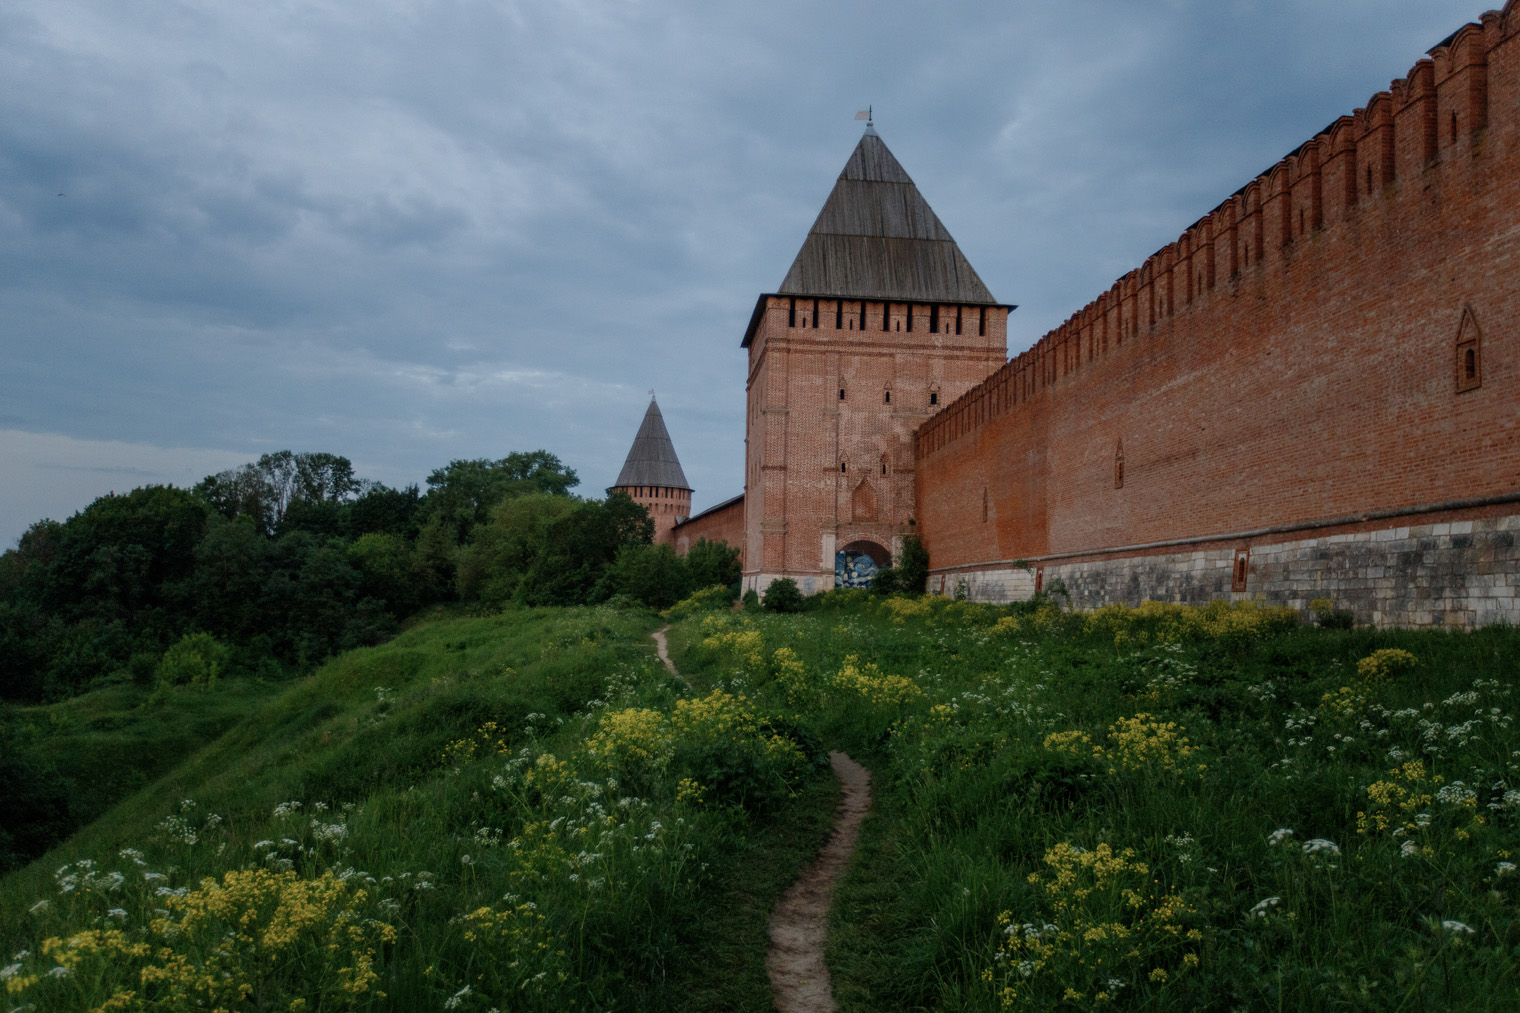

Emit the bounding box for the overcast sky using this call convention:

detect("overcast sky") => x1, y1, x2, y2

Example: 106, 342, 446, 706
0, 0, 1490, 547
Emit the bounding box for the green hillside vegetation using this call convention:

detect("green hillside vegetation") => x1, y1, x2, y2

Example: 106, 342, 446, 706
0, 453, 741, 868
1, 606, 834, 1011
669, 594, 1520, 1011
3, 592, 1517, 1011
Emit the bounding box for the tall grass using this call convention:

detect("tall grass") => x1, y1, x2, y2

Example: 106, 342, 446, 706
669, 597, 1520, 1011
1, 606, 833, 1011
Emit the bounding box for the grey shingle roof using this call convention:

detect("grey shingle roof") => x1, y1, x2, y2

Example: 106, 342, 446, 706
612, 399, 691, 490
776, 127, 997, 304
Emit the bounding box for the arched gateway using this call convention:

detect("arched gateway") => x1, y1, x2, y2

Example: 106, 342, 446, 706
835, 539, 891, 588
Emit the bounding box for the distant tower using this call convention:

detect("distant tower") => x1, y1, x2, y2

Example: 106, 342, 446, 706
610, 397, 692, 545
740, 123, 1012, 593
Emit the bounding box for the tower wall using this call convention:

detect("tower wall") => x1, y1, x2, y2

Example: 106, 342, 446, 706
612, 484, 691, 546
744, 296, 1007, 594
915, 5, 1520, 626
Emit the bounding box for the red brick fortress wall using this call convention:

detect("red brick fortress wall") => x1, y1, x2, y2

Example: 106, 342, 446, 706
672, 495, 745, 564
916, 6, 1520, 627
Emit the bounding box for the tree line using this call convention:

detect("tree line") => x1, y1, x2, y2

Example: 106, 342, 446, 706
0, 450, 739, 703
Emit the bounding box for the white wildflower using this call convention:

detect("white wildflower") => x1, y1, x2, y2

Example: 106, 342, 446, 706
443, 984, 472, 1009
1437, 782, 1477, 806
106, 908, 127, 919
46, 966, 70, 979
1441, 920, 1475, 935
1303, 838, 1341, 857
1400, 841, 1419, 858
1497, 862, 1517, 876
1248, 896, 1282, 918
1267, 828, 1295, 846
0, 964, 21, 982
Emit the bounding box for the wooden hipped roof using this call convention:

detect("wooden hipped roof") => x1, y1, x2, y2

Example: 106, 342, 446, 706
612, 399, 691, 491
743, 126, 1001, 346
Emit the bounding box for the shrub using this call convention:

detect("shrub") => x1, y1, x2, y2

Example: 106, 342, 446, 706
741, 588, 760, 612
1083, 599, 1298, 647
1310, 597, 1356, 629
895, 535, 929, 595
683, 538, 742, 592
662, 584, 734, 621
155, 632, 229, 690
1357, 647, 1419, 684
984, 842, 1201, 1007
599, 542, 691, 610
762, 577, 804, 613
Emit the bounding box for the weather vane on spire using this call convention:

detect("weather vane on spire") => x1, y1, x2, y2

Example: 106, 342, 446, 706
854, 106, 872, 126
648, 388, 656, 400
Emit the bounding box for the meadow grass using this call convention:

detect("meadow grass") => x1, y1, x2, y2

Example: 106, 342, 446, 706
5, 594, 1518, 1010
1, 605, 833, 1011
668, 595, 1520, 1011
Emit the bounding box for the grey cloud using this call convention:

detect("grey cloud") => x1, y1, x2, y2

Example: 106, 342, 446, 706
0, 0, 1489, 541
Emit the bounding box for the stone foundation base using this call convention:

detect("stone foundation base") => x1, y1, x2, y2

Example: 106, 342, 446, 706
929, 514, 1520, 629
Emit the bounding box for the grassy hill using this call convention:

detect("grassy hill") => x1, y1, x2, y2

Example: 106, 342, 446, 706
1, 605, 835, 1011
3, 594, 1518, 1011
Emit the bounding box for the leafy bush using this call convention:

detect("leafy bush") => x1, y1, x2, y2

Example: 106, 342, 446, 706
155, 632, 230, 690
761, 577, 804, 613
662, 584, 734, 620
1311, 597, 1356, 629
599, 542, 690, 609
683, 538, 742, 595
895, 535, 929, 595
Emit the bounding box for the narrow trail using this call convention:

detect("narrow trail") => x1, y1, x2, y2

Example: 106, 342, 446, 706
650, 626, 688, 687
646, 629, 871, 1012
765, 751, 872, 1013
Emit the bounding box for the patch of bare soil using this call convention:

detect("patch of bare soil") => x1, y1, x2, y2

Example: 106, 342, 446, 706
766, 751, 872, 1013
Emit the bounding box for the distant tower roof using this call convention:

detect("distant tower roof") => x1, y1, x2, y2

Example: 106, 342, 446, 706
743, 125, 1004, 346
613, 398, 691, 490
778, 126, 997, 304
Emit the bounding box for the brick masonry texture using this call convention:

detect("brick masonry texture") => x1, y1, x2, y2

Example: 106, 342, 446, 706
911, 4, 1520, 626
673, 497, 746, 564
743, 297, 1008, 594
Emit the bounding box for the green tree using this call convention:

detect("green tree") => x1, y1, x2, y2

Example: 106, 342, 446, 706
423, 452, 580, 540
348, 533, 419, 615
599, 543, 692, 610
456, 493, 579, 605
683, 538, 741, 593
518, 492, 652, 606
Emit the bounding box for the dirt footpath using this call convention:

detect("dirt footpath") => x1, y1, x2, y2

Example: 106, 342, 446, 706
766, 751, 872, 1013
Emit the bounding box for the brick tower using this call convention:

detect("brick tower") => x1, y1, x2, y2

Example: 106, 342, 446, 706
741, 122, 1012, 594
611, 397, 692, 545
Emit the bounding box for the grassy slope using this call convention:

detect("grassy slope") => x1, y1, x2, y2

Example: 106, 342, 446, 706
1, 606, 838, 1011
667, 601, 1520, 1012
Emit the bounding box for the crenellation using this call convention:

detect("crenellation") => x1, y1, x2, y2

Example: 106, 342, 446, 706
912, 6, 1520, 626
1391, 59, 1438, 173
